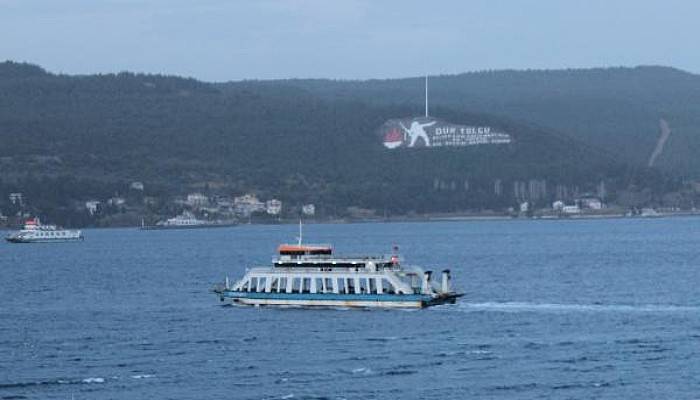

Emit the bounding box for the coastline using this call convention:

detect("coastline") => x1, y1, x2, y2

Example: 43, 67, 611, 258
3, 210, 700, 231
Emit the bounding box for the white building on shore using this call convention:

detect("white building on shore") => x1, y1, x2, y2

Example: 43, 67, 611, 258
186, 193, 209, 207
562, 204, 581, 214
9, 193, 23, 206
266, 199, 282, 215
552, 200, 565, 211
234, 194, 265, 216
302, 204, 316, 216
578, 196, 603, 210
108, 197, 126, 207
85, 200, 101, 215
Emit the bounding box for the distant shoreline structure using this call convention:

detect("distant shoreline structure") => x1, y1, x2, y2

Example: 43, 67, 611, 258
148, 209, 700, 227
2, 209, 697, 232
139, 211, 238, 230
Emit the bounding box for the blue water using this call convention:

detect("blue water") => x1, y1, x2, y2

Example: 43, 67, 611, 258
1, 219, 699, 399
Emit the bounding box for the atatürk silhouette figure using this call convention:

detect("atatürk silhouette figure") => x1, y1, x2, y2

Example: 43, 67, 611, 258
400, 120, 436, 147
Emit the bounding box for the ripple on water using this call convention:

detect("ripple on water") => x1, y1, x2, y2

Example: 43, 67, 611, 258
363, 336, 399, 342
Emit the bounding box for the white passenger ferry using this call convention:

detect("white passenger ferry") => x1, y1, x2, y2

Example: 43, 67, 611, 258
141, 211, 236, 230
213, 239, 462, 309
5, 218, 83, 243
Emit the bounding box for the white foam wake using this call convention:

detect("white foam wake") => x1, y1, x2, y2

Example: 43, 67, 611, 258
81, 377, 105, 384
456, 301, 700, 313
131, 374, 155, 379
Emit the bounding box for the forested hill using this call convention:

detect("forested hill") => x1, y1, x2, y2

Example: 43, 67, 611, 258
0, 62, 679, 224
223, 66, 700, 176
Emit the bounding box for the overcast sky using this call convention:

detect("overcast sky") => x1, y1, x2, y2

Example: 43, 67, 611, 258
2, 0, 699, 81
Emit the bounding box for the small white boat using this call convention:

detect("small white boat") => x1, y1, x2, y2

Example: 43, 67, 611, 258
5, 218, 83, 243
640, 208, 661, 218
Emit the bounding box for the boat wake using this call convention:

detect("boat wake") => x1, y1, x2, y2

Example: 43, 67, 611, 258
0, 377, 105, 390
0, 374, 155, 391
454, 301, 700, 314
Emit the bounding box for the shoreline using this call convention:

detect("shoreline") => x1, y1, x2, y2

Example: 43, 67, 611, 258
3, 210, 700, 231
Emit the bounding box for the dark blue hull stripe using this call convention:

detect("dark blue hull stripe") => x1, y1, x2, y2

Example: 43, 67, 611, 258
222, 291, 432, 302
6, 238, 83, 243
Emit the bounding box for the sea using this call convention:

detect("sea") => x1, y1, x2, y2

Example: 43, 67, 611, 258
1, 218, 699, 399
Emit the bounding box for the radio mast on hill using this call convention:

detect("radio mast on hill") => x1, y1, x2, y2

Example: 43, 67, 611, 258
425, 75, 429, 118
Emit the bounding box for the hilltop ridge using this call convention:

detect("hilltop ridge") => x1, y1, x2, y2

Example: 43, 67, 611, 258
223, 65, 700, 175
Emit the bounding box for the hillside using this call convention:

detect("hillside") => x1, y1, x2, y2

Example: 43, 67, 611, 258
0, 62, 683, 226
229, 66, 700, 177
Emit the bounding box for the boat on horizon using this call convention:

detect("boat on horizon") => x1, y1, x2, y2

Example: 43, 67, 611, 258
5, 217, 83, 243
213, 227, 462, 309
640, 208, 661, 218
140, 211, 237, 230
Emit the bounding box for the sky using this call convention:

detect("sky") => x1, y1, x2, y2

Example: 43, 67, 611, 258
1, 0, 699, 81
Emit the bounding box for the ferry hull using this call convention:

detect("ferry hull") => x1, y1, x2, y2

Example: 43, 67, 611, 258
5, 236, 83, 243
233, 297, 424, 308
218, 291, 460, 309
140, 223, 237, 230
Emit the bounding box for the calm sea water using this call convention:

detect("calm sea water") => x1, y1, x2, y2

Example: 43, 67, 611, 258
1, 219, 699, 399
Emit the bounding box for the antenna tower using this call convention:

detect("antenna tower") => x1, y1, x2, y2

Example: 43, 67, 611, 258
425, 75, 429, 118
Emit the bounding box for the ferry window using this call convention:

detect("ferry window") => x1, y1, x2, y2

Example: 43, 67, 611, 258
270, 278, 278, 292
369, 278, 377, 294
302, 278, 311, 293
346, 278, 355, 294
410, 275, 420, 291
336, 278, 345, 294
315, 278, 324, 293
382, 279, 396, 294
324, 278, 333, 293
249, 277, 257, 292
292, 278, 301, 293
359, 278, 368, 294
272, 278, 287, 292
258, 277, 267, 292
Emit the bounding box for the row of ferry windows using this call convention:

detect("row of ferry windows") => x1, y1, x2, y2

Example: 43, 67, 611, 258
243, 276, 401, 295
32, 231, 69, 237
